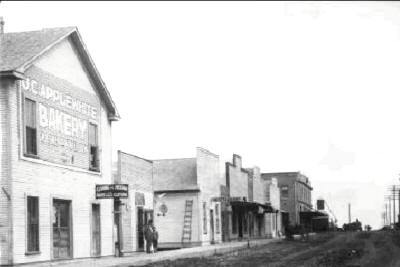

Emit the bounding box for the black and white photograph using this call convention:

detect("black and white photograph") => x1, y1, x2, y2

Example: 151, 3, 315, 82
1, 1, 400, 266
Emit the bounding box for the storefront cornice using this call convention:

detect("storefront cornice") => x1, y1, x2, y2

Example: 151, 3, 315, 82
154, 188, 200, 194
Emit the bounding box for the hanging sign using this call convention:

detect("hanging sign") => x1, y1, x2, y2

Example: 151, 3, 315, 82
135, 192, 145, 206
96, 184, 129, 199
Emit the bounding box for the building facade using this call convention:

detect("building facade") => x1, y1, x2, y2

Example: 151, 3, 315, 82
261, 172, 313, 227
152, 147, 223, 248
263, 178, 281, 237
115, 147, 223, 249
114, 151, 154, 254
221, 154, 274, 242
0, 26, 119, 265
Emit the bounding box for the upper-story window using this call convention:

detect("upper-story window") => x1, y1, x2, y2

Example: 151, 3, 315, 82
24, 98, 37, 156
281, 186, 289, 198
89, 123, 99, 171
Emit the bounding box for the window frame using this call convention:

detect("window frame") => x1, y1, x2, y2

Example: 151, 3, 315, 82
203, 202, 207, 234
23, 97, 39, 158
215, 203, 220, 234
88, 122, 100, 172
26, 195, 40, 254
281, 185, 289, 198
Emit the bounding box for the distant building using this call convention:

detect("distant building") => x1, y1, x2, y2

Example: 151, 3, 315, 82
263, 178, 281, 237
221, 154, 276, 241
261, 172, 313, 227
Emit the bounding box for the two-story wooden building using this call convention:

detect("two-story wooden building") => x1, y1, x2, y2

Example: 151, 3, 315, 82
261, 172, 313, 227
0, 24, 119, 265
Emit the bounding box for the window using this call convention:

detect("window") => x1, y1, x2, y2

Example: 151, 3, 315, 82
89, 123, 99, 171
24, 98, 37, 156
203, 202, 207, 234
215, 204, 220, 234
27, 196, 39, 253
281, 186, 289, 198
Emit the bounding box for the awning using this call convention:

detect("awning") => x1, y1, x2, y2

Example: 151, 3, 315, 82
230, 201, 276, 214
300, 210, 328, 220
230, 201, 258, 209
300, 210, 327, 216
312, 216, 330, 220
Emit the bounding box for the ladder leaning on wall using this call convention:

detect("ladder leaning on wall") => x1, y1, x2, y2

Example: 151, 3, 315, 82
181, 200, 193, 247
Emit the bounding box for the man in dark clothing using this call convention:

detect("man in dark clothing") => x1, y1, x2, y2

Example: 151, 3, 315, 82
144, 220, 154, 253
152, 225, 159, 252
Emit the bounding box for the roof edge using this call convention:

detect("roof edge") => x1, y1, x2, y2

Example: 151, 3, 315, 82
0, 70, 25, 80
11, 26, 120, 121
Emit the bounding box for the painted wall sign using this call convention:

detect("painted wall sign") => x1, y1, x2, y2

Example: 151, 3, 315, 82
19, 73, 101, 169
96, 184, 129, 199
211, 196, 245, 202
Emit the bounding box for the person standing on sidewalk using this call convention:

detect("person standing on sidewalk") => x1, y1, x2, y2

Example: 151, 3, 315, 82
144, 220, 154, 253
152, 224, 159, 252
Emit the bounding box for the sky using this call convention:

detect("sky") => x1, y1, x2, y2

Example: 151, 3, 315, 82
2, 1, 400, 229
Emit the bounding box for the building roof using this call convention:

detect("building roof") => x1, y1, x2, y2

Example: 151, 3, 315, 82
0, 27, 120, 120
261, 171, 313, 190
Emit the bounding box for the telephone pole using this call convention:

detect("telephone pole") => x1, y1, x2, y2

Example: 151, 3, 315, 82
385, 203, 388, 226
393, 185, 396, 224
389, 196, 392, 225
348, 203, 351, 224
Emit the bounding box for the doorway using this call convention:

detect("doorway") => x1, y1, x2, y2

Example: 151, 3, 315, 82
137, 208, 154, 251
258, 215, 263, 236
91, 204, 101, 257
137, 207, 144, 250
210, 210, 215, 244
53, 199, 72, 259
238, 209, 243, 238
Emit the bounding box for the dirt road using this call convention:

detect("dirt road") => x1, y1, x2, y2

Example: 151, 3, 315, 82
135, 231, 400, 267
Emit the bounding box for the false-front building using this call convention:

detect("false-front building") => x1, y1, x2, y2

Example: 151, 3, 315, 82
261, 172, 313, 227
152, 147, 223, 248
114, 151, 154, 254
0, 26, 119, 265
220, 154, 279, 241
114, 147, 223, 249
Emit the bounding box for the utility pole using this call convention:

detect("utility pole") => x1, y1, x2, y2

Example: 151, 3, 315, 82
398, 188, 400, 224
389, 197, 392, 225
393, 185, 396, 225
385, 203, 388, 226
348, 203, 351, 224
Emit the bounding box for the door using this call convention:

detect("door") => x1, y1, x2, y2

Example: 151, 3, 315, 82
53, 199, 71, 259
258, 215, 263, 236
91, 204, 101, 256
210, 210, 215, 243
137, 207, 144, 250
238, 209, 243, 238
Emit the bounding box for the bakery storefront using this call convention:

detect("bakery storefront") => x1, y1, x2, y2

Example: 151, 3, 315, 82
0, 27, 119, 265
